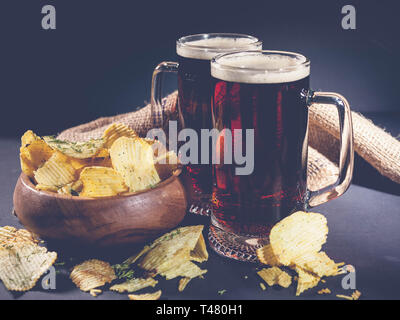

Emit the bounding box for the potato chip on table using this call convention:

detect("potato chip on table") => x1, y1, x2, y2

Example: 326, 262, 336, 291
136, 225, 207, 277
269, 211, 328, 266
256, 244, 280, 267
128, 290, 162, 300
294, 266, 321, 296
111, 225, 208, 294
160, 260, 207, 280
178, 277, 191, 292
110, 277, 158, 293
0, 226, 57, 291
70, 259, 116, 292
256, 211, 346, 296
292, 251, 342, 277
257, 267, 292, 288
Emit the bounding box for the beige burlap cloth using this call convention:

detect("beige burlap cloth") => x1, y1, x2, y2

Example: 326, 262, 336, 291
58, 91, 400, 190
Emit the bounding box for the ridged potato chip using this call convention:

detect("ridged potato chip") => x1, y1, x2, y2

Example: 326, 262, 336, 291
0, 226, 57, 292
137, 226, 205, 276
292, 251, 342, 277
128, 290, 162, 300
110, 277, 158, 293
269, 211, 328, 266
257, 267, 292, 288
21, 130, 40, 146
43, 136, 104, 159
318, 288, 331, 295
79, 166, 128, 198
0, 226, 38, 244
20, 131, 54, 178
178, 277, 191, 292
295, 266, 320, 296
110, 137, 160, 192
68, 156, 113, 175
70, 259, 116, 292
34, 152, 77, 189
256, 244, 281, 267
189, 233, 209, 263
160, 260, 207, 280
102, 123, 138, 149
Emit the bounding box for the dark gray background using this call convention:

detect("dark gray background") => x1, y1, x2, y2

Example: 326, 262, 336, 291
0, 0, 399, 137
0, 0, 399, 300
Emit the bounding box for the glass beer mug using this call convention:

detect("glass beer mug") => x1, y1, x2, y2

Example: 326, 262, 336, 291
208, 50, 354, 261
151, 34, 262, 215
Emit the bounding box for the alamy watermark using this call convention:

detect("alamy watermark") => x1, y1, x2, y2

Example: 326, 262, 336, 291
41, 266, 56, 290
146, 121, 255, 176
341, 5, 356, 30
41, 5, 56, 30
341, 265, 356, 290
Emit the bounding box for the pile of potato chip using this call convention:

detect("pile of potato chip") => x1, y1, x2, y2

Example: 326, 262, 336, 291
19, 123, 178, 197
0, 218, 357, 299
256, 211, 346, 296
69, 225, 208, 299
0, 225, 207, 299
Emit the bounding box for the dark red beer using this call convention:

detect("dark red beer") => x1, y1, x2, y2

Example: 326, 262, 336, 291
177, 56, 213, 196
211, 51, 310, 236
175, 35, 261, 211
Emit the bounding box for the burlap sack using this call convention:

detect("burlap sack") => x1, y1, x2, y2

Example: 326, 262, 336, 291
308, 104, 400, 184
58, 91, 400, 190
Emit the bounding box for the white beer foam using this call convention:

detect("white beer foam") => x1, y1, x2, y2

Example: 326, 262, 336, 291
211, 53, 310, 83
177, 37, 260, 60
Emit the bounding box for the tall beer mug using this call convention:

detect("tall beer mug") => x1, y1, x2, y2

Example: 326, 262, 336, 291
209, 50, 354, 262
150, 34, 262, 215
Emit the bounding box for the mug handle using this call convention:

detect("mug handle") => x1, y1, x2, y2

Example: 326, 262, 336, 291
151, 61, 179, 129
306, 91, 354, 207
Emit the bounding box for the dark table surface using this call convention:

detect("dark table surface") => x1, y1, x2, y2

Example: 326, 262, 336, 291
0, 113, 399, 300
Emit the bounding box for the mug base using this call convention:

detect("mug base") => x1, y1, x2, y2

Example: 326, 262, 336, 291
207, 225, 268, 263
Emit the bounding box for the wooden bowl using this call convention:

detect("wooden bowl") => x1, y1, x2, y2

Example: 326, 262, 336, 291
13, 170, 187, 246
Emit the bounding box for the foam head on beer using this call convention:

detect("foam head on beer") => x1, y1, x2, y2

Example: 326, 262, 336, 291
177, 36, 261, 60
211, 51, 310, 83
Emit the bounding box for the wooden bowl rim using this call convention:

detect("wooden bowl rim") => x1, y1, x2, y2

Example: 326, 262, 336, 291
19, 168, 183, 201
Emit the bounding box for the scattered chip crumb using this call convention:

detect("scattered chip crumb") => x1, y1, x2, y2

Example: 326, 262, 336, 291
317, 288, 331, 295
178, 277, 191, 292
90, 289, 102, 297
336, 290, 361, 300
352, 290, 361, 300
260, 283, 266, 291
128, 290, 162, 300
257, 267, 292, 288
